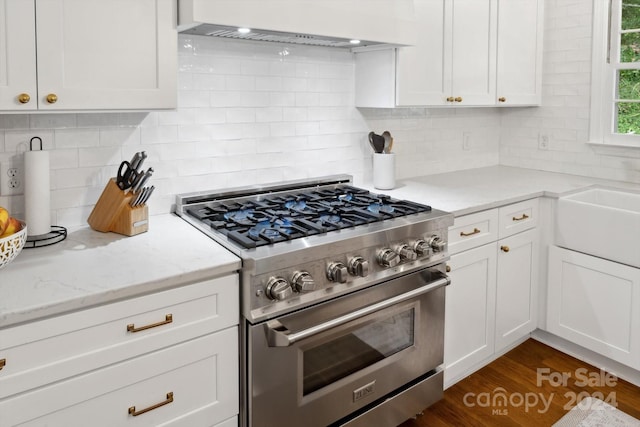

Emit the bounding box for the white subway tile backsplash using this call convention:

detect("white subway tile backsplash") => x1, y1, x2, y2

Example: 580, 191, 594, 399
226, 75, 256, 91
49, 149, 79, 171
78, 146, 120, 167
256, 107, 284, 123
0, 114, 29, 130
140, 125, 178, 144
226, 108, 256, 124
255, 76, 283, 91
76, 113, 119, 128
192, 73, 226, 91
99, 128, 141, 146
54, 166, 104, 189
4, 130, 54, 153
282, 77, 309, 92
178, 124, 212, 142
54, 129, 99, 148
29, 114, 77, 129
178, 90, 210, 108
269, 122, 296, 137
269, 92, 297, 107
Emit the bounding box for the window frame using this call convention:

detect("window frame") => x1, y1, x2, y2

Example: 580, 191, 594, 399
590, 0, 640, 147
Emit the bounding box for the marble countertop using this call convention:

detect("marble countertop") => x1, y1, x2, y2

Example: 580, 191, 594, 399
0, 214, 241, 328
2, 166, 639, 329
360, 166, 640, 216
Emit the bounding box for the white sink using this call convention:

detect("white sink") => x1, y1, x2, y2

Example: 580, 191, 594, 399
556, 188, 640, 268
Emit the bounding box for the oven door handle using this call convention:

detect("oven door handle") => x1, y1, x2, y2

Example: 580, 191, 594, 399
265, 274, 450, 347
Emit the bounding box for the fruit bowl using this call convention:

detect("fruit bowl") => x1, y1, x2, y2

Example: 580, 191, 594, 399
0, 222, 27, 270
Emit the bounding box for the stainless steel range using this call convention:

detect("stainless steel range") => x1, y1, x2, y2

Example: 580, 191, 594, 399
175, 175, 454, 427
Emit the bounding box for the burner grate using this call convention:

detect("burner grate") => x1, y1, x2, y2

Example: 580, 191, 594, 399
186, 185, 431, 249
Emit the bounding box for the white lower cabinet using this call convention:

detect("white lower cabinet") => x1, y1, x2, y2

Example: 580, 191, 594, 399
547, 246, 640, 370
444, 199, 539, 387
444, 242, 497, 385
0, 274, 240, 427
1, 329, 238, 426
495, 228, 539, 350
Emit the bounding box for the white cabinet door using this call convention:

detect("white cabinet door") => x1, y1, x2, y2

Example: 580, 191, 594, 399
395, 0, 449, 106
444, 242, 497, 387
496, 0, 544, 105
495, 228, 539, 351
450, 0, 497, 106
0, 0, 37, 110
547, 246, 640, 370
396, 0, 496, 106
34, 0, 177, 110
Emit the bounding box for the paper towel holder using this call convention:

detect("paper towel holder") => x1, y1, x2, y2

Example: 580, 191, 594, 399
30, 136, 43, 151
23, 136, 68, 248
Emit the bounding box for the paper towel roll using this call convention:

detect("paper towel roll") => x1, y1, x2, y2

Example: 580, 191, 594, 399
24, 149, 51, 236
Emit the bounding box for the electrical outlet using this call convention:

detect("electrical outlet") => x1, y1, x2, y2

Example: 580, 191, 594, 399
538, 133, 550, 150
1, 161, 24, 196
463, 132, 472, 151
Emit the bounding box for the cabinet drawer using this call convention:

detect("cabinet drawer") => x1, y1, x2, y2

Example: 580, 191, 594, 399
0, 274, 239, 399
1, 327, 239, 427
498, 198, 538, 239
448, 209, 499, 255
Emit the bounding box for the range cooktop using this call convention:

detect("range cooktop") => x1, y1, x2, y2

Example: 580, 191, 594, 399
185, 184, 431, 249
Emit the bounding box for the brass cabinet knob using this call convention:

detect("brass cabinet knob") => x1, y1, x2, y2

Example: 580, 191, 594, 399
17, 93, 31, 104
498, 97, 506, 102
446, 96, 454, 102
500, 245, 510, 253
454, 97, 463, 102
46, 93, 58, 104
446, 264, 451, 273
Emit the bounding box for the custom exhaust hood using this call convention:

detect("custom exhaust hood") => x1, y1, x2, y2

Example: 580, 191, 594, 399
177, 0, 417, 50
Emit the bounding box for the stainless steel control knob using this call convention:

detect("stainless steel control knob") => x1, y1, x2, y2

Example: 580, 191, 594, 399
327, 262, 348, 283
427, 235, 446, 252
292, 270, 315, 292
348, 256, 370, 277
265, 276, 293, 301
394, 244, 417, 261
377, 248, 400, 268
412, 239, 432, 257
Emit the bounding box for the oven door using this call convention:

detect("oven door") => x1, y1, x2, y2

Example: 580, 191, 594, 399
247, 267, 448, 427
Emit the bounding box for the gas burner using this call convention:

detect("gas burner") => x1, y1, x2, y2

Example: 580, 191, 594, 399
183, 179, 432, 250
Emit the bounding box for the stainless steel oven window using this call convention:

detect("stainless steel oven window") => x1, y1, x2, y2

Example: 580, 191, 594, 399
302, 308, 416, 395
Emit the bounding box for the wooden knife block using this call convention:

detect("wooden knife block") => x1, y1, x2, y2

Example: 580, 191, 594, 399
87, 178, 149, 236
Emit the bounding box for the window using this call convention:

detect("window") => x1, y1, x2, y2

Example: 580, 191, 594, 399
591, 0, 640, 146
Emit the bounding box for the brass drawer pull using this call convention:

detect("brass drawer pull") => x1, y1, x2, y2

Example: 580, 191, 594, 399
128, 392, 173, 416
512, 213, 529, 221
127, 314, 173, 333
460, 227, 481, 237
0, 358, 5, 371
501, 246, 510, 253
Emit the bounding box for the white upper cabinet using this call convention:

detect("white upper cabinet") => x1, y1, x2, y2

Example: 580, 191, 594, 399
0, 0, 177, 111
496, 0, 544, 105
395, 0, 448, 105
0, 0, 37, 110
449, 0, 496, 106
355, 0, 543, 108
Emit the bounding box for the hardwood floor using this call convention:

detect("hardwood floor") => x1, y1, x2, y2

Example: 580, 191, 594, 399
400, 339, 640, 426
